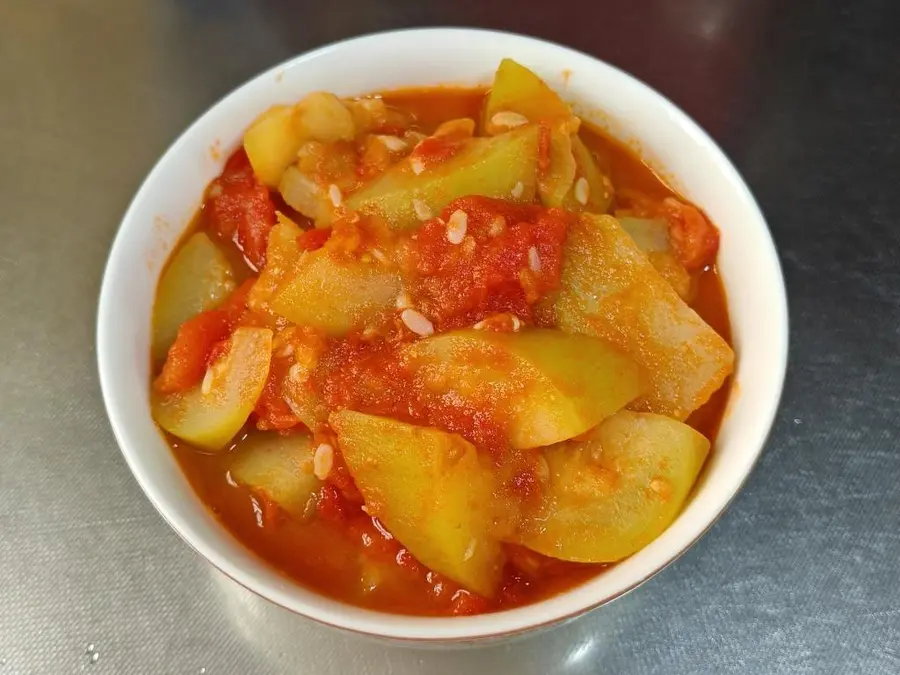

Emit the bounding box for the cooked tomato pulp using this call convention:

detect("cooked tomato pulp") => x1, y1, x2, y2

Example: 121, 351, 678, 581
161, 87, 732, 616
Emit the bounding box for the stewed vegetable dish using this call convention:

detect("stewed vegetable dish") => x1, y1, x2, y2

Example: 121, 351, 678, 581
151, 59, 734, 616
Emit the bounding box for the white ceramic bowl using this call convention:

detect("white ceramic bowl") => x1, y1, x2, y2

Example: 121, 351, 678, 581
97, 28, 788, 642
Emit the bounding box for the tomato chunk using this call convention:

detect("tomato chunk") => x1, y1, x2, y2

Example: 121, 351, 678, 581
662, 197, 720, 271
617, 190, 719, 271
400, 196, 569, 329
153, 310, 231, 394
205, 149, 277, 271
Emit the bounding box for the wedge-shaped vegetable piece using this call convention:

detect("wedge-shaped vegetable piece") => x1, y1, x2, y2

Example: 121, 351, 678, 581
548, 213, 733, 418
280, 165, 334, 223
517, 410, 709, 562
282, 375, 328, 431
404, 329, 642, 449
270, 250, 400, 336
562, 135, 613, 214
484, 58, 575, 132
248, 213, 305, 316
230, 432, 319, 520
331, 410, 504, 597
345, 126, 540, 231
294, 92, 355, 143
152, 327, 273, 450
152, 233, 235, 361
538, 129, 576, 207
243, 105, 304, 188
617, 216, 669, 252
618, 216, 692, 300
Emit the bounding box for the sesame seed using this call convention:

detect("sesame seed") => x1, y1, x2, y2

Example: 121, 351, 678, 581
371, 248, 388, 263
313, 443, 334, 480
277, 343, 295, 358
473, 319, 486, 330
446, 210, 468, 244
411, 158, 425, 175
401, 308, 434, 337
574, 177, 590, 205
377, 135, 408, 152
200, 367, 214, 395
528, 246, 541, 272
491, 111, 529, 128
488, 215, 506, 237
510, 181, 525, 199
511, 315, 522, 331
395, 289, 412, 309
328, 184, 342, 208
413, 199, 433, 221
361, 504, 370, 515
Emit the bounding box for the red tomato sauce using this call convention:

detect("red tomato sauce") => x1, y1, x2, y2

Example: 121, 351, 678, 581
400, 196, 569, 330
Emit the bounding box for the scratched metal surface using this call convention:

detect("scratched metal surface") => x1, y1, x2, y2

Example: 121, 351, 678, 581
1, 1, 898, 673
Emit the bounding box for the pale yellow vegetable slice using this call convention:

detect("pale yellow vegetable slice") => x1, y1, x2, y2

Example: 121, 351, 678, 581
279, 165, 334, 223
269, 250, 400, 336
330, 410, 504, 597
538, 129, 576, 207
345, 126, 540, 231
243, 105, 304, 188
152, 232, 235, 361
248, 213, 305, 316
152, 327, 273, 450
294, 92, 355, 142
230, 432, 319, 521
282, 375, 328, 432
403, 328, 642, 449
561, 135, 613, 214
516, 410, 709, 562
618, 216, 692, 300
547, 213, 733, 418
484, 58, 576, 133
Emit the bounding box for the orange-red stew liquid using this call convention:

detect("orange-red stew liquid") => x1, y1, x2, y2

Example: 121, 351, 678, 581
163, 88, 732, 616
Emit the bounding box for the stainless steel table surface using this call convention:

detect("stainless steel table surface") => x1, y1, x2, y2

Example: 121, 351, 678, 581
2, 1, 898, 673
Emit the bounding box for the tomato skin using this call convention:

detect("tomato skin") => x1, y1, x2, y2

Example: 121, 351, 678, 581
206, 149, 277, 271
296, 227, 332, 252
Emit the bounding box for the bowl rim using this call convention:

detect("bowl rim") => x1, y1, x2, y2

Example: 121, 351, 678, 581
97, 26, 789, 642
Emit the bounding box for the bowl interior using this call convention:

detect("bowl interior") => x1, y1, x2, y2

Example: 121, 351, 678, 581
98, 28, 787, 641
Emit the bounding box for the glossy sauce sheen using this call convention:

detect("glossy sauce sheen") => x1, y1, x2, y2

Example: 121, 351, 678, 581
167, 87, 732, 616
